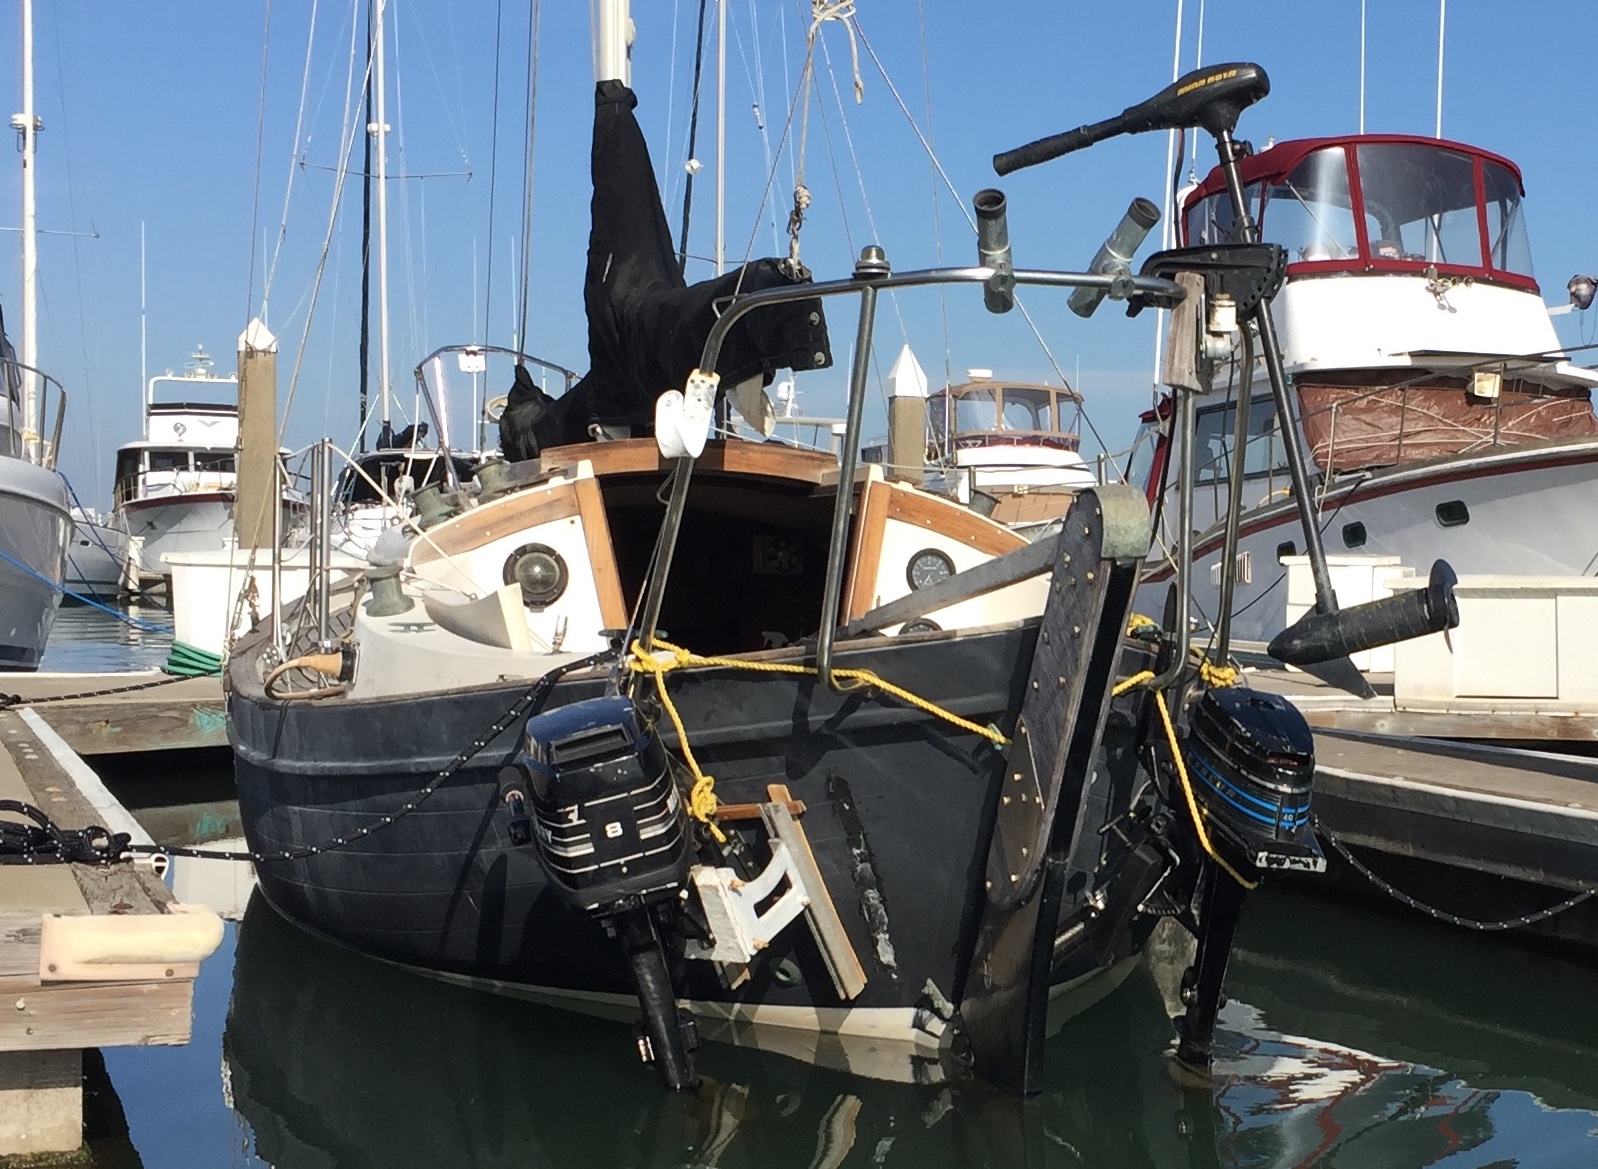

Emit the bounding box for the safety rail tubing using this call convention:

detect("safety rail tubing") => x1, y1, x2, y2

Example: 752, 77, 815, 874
635, 262, 1187, 691
0, 358, 66, 470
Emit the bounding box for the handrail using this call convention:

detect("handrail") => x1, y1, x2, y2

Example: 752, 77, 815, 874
0, 358, 67, 470
633, 260, 1187, 689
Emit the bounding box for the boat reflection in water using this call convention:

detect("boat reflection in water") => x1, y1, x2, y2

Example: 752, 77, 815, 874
224, 893, 1598, 1168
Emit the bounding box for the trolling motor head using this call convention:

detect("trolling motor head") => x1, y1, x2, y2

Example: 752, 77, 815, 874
993, 63, 1270, 176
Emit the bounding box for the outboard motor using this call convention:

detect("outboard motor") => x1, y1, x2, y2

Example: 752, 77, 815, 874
512, 695, 699, 1089
1185, 688, 1321, 874
1170, 686, 1321, 1074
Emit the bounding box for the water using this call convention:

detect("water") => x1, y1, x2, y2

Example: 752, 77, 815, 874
40, 600, 174, 672
46, 612, 1598, 1167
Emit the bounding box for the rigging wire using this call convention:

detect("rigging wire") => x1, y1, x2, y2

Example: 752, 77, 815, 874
262, 0, 321, 322
676, 0, 711, 273
277, 1, 369, 439
516, 0, 542, 351
244, 0, 275, 323
481, 0, 507, 346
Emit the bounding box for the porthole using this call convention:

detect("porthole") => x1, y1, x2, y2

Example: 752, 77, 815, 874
1342, 521, 1367, 549
502, 543, 569, 607
1275, 540, 1297, 561
906, 548, 955, 591
1435, 500, 1470, 528
899, 618, 942, 635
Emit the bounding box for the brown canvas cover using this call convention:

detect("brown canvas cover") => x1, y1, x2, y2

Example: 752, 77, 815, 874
1298, 376, 1598, 473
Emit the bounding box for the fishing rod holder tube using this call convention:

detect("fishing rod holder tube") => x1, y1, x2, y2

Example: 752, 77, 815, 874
973, 189, 1016, 314
1069, 196, 1161, 319
1267, 559, 1460, 668
631, 262, 1187, 685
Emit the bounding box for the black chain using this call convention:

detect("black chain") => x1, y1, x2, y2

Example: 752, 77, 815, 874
1314, 814, 1596, 931
123, 649, 616, 866
0, 799, 131, 865
1, 672, 193, 710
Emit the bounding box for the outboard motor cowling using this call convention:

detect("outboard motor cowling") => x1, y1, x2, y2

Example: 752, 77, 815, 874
521, 695, 691, 911
1185, 687, 1322, 873
515, 695, 700, 1090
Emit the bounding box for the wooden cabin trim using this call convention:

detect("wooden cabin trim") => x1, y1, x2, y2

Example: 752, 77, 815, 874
573, 474, 629, 630
411, 484, 580, 565
841, 478, 892, 620
884, 489, 1028, 558
539, 438, 838, 487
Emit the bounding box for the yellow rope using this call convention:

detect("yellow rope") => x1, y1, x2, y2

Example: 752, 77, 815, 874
1154, 689, 1258, 890
627, 638, 1009, 841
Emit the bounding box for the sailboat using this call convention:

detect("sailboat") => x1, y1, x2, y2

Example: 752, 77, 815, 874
229, 32, 1456, 1095
0, 0, 72, 670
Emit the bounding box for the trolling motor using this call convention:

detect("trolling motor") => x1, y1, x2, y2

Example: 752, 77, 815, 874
993, 59, 1464, 1082
503, 695, 699, 1090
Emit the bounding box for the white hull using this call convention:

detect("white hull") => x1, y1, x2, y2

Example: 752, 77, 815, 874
63, 511, 129, 594
115, 494, 235, 579
0, 454, 71, 669
1148, 439, 1598, 645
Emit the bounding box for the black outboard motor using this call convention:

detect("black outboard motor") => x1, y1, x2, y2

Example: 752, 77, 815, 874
1171, 687, 1321, 1073
1185, 688, 1321, 874
512, 695, 699, 1089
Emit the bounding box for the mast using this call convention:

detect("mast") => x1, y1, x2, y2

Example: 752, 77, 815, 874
715, 0, 726, 275
1434, 0, 1446, 138
372, 0, 392, 437
358, 0, 374, 451
18, 0, 38, 456
140, 222, 147, 438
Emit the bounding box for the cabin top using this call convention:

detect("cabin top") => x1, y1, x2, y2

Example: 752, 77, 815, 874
1182, 134, 1537, 293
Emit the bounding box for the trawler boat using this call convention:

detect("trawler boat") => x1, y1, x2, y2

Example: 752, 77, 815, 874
0, 307, 70, 669
229, 58, 1455, 1095
1138, 133, 1598, 645
111, 348, 297, 585
924, 370, 1096, 528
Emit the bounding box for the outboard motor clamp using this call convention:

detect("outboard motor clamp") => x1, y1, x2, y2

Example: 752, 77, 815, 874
512, 694, 700, 1090
1185, 687, 1323, 874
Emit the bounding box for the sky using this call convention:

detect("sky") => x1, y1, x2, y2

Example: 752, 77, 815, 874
4, 0, 1597, 505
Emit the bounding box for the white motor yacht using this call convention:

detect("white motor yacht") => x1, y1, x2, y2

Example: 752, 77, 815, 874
1137, 133, 1598, 644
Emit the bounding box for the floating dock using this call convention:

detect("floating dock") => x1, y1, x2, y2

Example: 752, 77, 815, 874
0, 705, 223, 1159
1246, 667, 1598, 951
1, 671, 226, 757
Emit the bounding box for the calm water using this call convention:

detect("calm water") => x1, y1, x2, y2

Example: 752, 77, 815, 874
48, 608, 1598, 1168
40, 600, 174, 672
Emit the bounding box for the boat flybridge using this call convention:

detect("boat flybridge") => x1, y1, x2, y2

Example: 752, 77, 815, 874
112, 347, 299, 586
922, 371, 1096, 528
228, 60, 1463, 1097
1140, 133, 1598, 646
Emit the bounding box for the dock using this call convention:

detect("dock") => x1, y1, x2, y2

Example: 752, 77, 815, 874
1, 671, 226, 757
1241, 666, 1598, 951
0, 705, 224, 1158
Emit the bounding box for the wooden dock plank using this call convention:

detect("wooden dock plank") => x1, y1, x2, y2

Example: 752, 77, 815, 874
1, 673, 226, 756
0, 977, 194, 1050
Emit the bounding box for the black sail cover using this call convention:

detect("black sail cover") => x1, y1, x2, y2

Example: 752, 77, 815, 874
501, 81, 833, 460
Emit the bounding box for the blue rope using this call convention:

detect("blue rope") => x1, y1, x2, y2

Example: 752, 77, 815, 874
0, 542, 169, 635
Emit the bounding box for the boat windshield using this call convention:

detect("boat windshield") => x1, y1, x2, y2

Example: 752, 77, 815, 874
1262, 146, 1360, 262
1000, 387, 1054, 432
1355, 142, 1483, 267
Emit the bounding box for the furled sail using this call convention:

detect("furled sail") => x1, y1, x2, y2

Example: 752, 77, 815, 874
501, 81, 833, 460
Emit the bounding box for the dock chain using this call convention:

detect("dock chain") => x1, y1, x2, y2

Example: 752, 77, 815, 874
0, 799, 130, 865
1314, 814, 1596, 931
118, 649, 618, 866
1, 672, 193, 710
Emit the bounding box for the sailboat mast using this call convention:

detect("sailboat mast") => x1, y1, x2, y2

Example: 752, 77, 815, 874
18, 0, 38, 452
358, 0, 374, 451
373, 0, 392, 432
594, 0, 631, 84
715, 0, 726, 275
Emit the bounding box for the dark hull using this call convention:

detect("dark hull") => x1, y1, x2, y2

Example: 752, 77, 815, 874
230, 623, 1147, 1015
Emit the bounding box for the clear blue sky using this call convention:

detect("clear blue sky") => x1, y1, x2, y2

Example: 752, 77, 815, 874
5, 0, 1596, 504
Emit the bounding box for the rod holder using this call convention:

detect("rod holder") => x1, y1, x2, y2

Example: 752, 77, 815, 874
1268, 560, 1460, 667
1069, 197, 1161, 318
974, 189, 1015, 314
